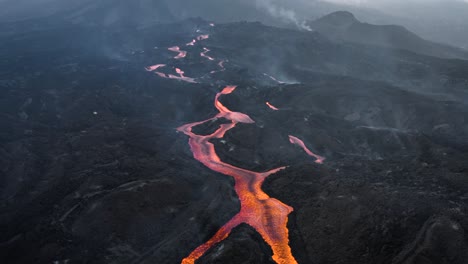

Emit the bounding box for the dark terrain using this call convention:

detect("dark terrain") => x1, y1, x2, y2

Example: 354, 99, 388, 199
0, 12, 468, 264
308, 11, 468, 60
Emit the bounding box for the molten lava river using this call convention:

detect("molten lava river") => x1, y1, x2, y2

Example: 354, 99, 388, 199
145, 23, 324, 264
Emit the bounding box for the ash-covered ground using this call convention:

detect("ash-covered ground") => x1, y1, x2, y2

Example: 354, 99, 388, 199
1, 16, 467, 264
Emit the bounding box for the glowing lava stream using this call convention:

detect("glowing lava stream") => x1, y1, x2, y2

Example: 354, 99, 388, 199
146, 64, 196, 83
266, 102, 280, 111
178, 86, 298, 264
186, 34, 210, 46
145, 64, 165, 72
197, 34, 210, 41
168, 46, 187, 59
201, 47, 215, 61
289, 135, 325, 164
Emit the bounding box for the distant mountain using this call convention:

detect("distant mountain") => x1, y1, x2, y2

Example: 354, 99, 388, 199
61, 0, 175, 26
308, 11, 468, 60
1, 17, 468, 264
0, 0, 262, 26
0, 0, 175, 25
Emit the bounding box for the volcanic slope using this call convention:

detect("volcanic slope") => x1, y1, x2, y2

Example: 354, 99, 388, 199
0, 19, 467, 264
308, 11, 468, 60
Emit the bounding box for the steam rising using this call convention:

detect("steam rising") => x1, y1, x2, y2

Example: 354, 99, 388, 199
255, 0, 312, 31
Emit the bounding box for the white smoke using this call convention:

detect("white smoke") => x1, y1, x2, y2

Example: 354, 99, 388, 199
255, 0, 312, 31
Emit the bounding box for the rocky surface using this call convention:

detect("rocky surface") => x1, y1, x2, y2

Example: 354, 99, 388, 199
308, 11, 468, 60
0, 18, 467, 264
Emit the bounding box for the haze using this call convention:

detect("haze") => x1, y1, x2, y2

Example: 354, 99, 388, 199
1, 0, 467, 49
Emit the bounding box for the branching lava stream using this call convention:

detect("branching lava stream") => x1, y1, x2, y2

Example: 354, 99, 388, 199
289, 136, 325, 164
178, 86, 297, 264
145, 24, 324, 263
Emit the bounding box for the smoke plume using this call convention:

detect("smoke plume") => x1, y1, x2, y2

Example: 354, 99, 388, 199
255, 0, 312, 31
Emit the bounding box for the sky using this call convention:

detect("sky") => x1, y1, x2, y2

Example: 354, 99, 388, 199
321, 0, 468, 5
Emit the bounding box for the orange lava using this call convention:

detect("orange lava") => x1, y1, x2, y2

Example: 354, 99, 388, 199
201, 47, 215, 61
186, 39, 196, 46
145, 64, 166, 71
266, 102, 280, 111
289, 135, 325, 164
178, 86, 298, 264
168, 68, 197, 83
197, 34, 210, 41
168, 46, 187, 59
146, 64, 196, 83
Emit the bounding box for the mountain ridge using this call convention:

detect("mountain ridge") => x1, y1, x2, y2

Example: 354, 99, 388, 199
308, 11, 468, 60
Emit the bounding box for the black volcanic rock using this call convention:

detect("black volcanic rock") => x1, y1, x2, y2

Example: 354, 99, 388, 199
210, 21, 468, 97
198, 224, 275, 264
308, 11, 468, 60
0, 17, 467, 264
0, 0, 175, 25
314, 11, 358, 29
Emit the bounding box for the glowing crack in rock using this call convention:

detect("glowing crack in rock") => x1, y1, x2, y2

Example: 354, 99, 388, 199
146, 64, 169, 78
186, 39, 196, 46
201, 47, 215, 61
145, 64, 196, 83
168, 46, 187, 59
289, 135, 325, 164
210, 60, 226, 74
178, 86, 298, 264
168, 68, 197, 83
218, 60, 225, 69
145, 64, 166, 72
266, 102, 280, 111
197, 34, 210, 41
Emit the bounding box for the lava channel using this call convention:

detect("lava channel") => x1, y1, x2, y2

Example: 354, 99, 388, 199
201, 47, 215, 61
146, 64, 196, 83
178, 86, 298, 264
145, 64, 166, 72
289, 135, 325, 164
168, 46, 187, 59
266, 102, 280, 111
186, 39, 196, 46
197, 34, 209, 41
218, 60, 225, 70
168, 68, 197, 83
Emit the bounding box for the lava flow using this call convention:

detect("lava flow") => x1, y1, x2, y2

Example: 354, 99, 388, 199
145, 24, 323, 263
168, 68, 197, 83
200, 47, 215, 61
289, 135, 325, 164
197, 34, 210, 41
266, 102, 280, 110
146, 64, 196, 83
186, 39, 196, 46
168, 46, 187, 59
178, 86, 298, 264
145, 64, 165, 72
